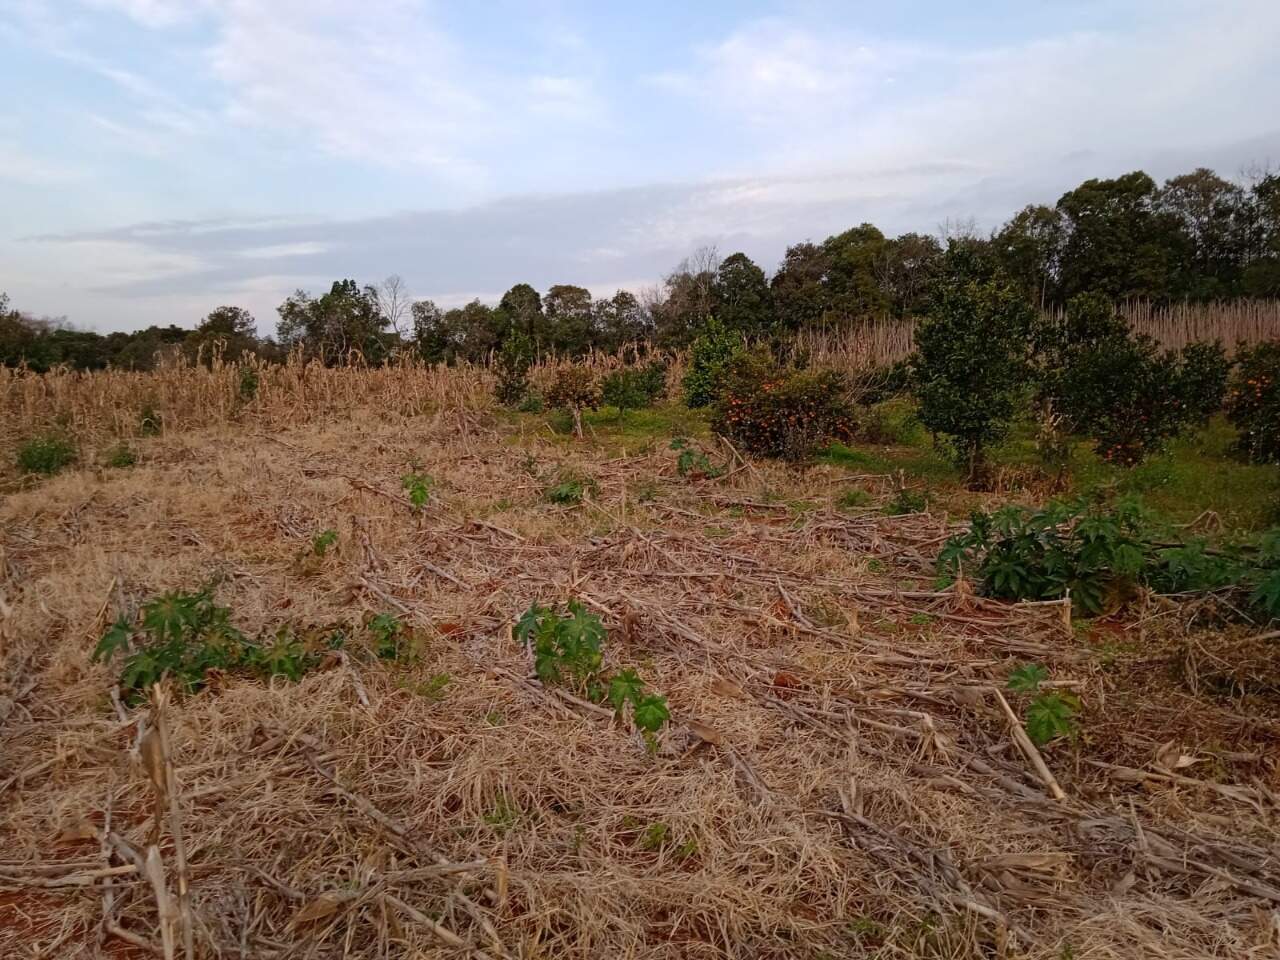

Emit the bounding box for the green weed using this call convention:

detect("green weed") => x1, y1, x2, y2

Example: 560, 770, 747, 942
91, 585, 322, 702
17, 434, 76, 475
514, 602, 670, 744
104, 443, 137, 468
401, 471, 433, 512
1007, 663, 1080, 745
311, 528, 338, 557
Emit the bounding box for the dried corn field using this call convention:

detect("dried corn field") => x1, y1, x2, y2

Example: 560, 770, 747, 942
793, 298, 1280, 372
1, 400, 1278, 959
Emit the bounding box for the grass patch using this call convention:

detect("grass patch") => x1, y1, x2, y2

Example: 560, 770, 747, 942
1073, 418, 1277, 532
103, 443, 137, 468
837, 488, 872, 510
17, 434, 77, 475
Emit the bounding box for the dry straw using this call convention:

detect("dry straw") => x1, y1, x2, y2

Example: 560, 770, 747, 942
1, 411, 1277, 957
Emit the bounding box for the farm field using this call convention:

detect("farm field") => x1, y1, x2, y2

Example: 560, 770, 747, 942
1, 391, 1277, 959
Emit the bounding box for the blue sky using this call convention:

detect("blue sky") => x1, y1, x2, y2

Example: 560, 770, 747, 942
2, 0, 1279, 333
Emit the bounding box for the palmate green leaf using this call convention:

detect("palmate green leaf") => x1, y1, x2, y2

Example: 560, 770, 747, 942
1025, 692, 1079, 746
514, 603, 546, 644
120, 649, 163, 695
632, 694, 670, 733
608, 669, 646, 713
401, 472, 433, 511
1006, 663, 1047, 694
141, 590, 204, 645
93, 617, 133, 664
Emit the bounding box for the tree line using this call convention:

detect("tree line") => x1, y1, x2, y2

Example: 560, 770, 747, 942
4, 165, 1280, 371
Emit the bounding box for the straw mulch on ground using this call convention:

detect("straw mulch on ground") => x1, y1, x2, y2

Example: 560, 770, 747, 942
1, 410, 1277, 958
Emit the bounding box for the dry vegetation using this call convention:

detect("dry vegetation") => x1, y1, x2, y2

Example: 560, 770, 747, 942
1, 371, 1278, 960
794, 299, 1280, 373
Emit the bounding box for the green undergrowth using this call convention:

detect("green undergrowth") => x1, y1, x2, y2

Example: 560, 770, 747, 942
821, 402, 1277, 533
92, 585, 427, 703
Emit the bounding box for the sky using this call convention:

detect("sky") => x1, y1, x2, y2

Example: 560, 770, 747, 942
2, 0, 1279, 334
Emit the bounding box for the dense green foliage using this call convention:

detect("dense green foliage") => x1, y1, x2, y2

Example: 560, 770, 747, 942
1226, 341, 1280, 463
940, 497, 1280, 620
277, 279, 391, 364
711, 348, 856, 461
601, 360, 668, 412
1035, 294, 1229, 464
910, 262, 1036, 480
17, 434, 77, 475
1006, 664, 1080, 746
104, 443, 137, 468
681, 318, 741, 408
92, 587, 322, 701
493, 331, 535, 406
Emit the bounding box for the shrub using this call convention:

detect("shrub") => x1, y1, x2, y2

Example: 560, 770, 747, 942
546, 364, 601, 439
681, 318, 741, 408
940, 496, 1279, 620
1226, 340, 1280, 463
92, 585, 321, 701
1177, 340, 1230, 423
1007, 664, 1079, 746
1037, 294, 1226, 465
401, 471, 433, 513
884, 486, 927, 516
545, 472, 596, 505
601, 360, 668, 412
940, 497, 1153, 615
311, 528, 338, 557
17, 434, 77, 475
838, 488, 871, 510
711, 348, 856, 462
237, 364, 260, 402
670, 437, 725, 479
368, 612, 416, 661
911, 273, 1035, 482
104, 444, 137, 468
514, 601, 670, 743
494, 332, 535, 407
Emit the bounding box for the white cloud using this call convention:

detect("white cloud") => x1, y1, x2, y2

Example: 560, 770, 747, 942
208, 0, 494, 182
654, 2, 1280, 180
649, 19, 925, 133
80, 0, 217, 28
237, 241, 330, 259
0, 142, 87, 185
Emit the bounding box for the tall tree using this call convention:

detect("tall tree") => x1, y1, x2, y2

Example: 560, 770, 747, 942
544, 284, 594, 355
188, 305, 258, 362
1243, 172, 1280, 296
448, 300, 503, 362
496, 283, 547, 346
592, 290, 650, 352
770, 241, 831, 331
410, 299, 451, 362
277, 280, 389, 364
993, 205, 1064, 308
652, 246, 720, 347
875, 233, 943, 317
1158, 169, 1248, 297
713, 252, 774, 337
822, 223, 892, 319
1055, 171, 1183, 301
